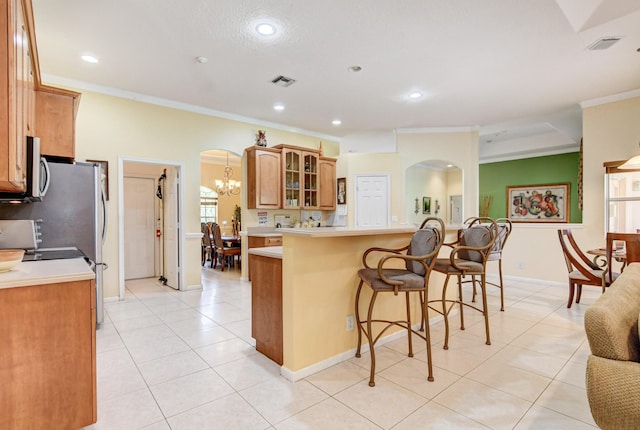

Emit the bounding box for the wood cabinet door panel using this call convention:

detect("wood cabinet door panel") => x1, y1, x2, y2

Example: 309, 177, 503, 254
0, 280, 96, 429
35, 89, 76, 159
247, 148, 281, 209
318, 158, 336, 210
250, 254, 283, 365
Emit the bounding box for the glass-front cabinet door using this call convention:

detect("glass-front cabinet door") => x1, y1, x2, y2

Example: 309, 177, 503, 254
303, 152, 318, 208
283, 148, 301, 208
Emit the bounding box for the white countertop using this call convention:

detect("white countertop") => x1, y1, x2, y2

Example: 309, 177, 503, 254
248, 232, 283, 237
248, 246, 283, 259
0, 258, 95, 289
276, 226, 418, 238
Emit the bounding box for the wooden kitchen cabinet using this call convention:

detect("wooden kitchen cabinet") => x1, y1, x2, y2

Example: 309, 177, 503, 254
248, 235, 283, 248
318, 157, 336, 210
274, 144, 322, 209
247, 234, 282, 280
246, 144, 336, 210
0, 279, 97, 429
0, 0, 35, 193
246, 146, 281, 209
250, 253, 283, 365
35, 85, 80, 160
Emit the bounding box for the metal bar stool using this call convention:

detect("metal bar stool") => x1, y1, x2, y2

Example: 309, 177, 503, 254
354, 217, 445, 387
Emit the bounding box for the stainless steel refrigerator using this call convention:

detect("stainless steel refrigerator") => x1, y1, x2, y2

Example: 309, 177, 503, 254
0, 161, 107, 324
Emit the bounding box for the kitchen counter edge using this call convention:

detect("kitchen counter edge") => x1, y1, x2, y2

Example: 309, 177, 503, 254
248, 246, 283, 259
275, 226, 418, 238
0, 258, 95, 290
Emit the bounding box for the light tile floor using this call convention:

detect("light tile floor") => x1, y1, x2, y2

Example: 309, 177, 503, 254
83, 267, 600, 430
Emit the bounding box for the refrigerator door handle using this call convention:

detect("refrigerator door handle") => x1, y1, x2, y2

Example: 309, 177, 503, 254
40, 157, 51, 196
101, 188, 108, 245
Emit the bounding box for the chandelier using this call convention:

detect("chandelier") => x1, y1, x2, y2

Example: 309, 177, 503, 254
215, 152, 241, 196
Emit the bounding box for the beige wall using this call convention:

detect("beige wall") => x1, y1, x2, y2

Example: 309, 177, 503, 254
73, 90, 339, 298
499, 95, 640, 284
73, 82, 640, 297
333, 129, 478, 228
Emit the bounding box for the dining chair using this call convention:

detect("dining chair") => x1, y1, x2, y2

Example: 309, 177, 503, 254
464, 217, 513, 311
557, 229, 616, 308
201, 223, 214, 266
212, 223, 241, 271
429, 217, 498, 349
355, 217, 445, 387
603, 232, 640, 286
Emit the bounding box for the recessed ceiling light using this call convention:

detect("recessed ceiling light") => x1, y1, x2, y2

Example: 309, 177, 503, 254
256, 23, 276, 36
408, 91, 422, 99
332, 120, 342, 125
273, 104, 285, 111
81, 55, 99, 64
446, 164, 454, 168
348, 66, 362, 73
195, 56, 208, 64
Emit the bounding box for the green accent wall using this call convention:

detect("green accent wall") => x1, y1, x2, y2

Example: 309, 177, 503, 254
479, 152, 582, 223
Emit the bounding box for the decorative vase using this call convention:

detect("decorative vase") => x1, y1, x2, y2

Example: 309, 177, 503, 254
256, 130, 267, 147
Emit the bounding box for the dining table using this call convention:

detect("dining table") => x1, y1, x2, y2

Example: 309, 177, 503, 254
221, 235, 241, 248
209, 234, 241, 247
587, 247, 627, 268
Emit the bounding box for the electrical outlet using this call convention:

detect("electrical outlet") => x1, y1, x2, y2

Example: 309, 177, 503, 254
346, 315, 355, 331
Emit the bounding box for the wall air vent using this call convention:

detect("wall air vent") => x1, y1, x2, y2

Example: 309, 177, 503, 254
587, 37, 622, 50
271, 75, 296, 87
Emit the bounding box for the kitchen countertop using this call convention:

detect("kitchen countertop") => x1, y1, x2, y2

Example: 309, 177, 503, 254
248, 246, 283, 259
0, 258, 94, 290
275, 226, 418, 238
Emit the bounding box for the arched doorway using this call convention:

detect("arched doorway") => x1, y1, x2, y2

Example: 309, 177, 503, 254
405, 160, 462, 225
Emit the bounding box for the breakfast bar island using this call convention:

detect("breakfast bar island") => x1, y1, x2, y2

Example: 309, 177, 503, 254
249, 226, 451, 381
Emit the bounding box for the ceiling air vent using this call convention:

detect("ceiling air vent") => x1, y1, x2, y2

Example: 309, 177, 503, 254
587, 37, 622, 50
271, 75, 296, 87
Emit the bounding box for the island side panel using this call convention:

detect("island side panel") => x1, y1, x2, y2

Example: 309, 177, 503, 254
250, 253, 283, 365
281, 232, 448, 372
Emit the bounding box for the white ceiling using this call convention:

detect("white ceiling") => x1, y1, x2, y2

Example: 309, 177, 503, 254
31, 0, 640, 160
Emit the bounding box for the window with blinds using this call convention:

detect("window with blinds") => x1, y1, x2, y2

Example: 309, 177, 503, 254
200, 186, 218, 224
604, 161, 640, 233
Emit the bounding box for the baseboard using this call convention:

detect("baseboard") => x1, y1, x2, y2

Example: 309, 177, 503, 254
182, 284, 203, 291
280, 314, 446, 382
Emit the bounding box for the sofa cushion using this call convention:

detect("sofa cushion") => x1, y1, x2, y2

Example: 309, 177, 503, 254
584, 263, 640, 362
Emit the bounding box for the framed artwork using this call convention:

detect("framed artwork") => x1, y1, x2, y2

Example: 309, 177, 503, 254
337, 177, 346, 204
87, 159, 109, 200
507, 183, 569, 223
422, 196, 431, 214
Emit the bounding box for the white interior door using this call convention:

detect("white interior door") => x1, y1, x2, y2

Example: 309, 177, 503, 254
124, 177, 156, 280
163, 167, 180, 290
355, 175, 389, 227
450, 195, 463, 224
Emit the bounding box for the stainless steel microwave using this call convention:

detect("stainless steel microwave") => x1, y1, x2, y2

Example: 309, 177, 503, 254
0, 136, 50, 203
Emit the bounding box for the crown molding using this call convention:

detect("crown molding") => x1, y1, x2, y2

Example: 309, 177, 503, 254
41, 74, 342, 143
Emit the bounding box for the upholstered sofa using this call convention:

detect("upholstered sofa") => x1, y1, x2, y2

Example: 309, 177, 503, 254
584, 262, 640, 429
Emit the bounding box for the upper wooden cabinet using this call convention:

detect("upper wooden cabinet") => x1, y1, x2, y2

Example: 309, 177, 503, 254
278, 145, 321, 209
246, 146, 281, 209
0, 0, 34, 193
318, 157, 336, 210
1, 0, 81, 178
248, 144, 336, 210
35, 85, 80, 159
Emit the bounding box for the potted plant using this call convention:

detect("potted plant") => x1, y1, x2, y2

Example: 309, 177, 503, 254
232, 205, 241, 235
